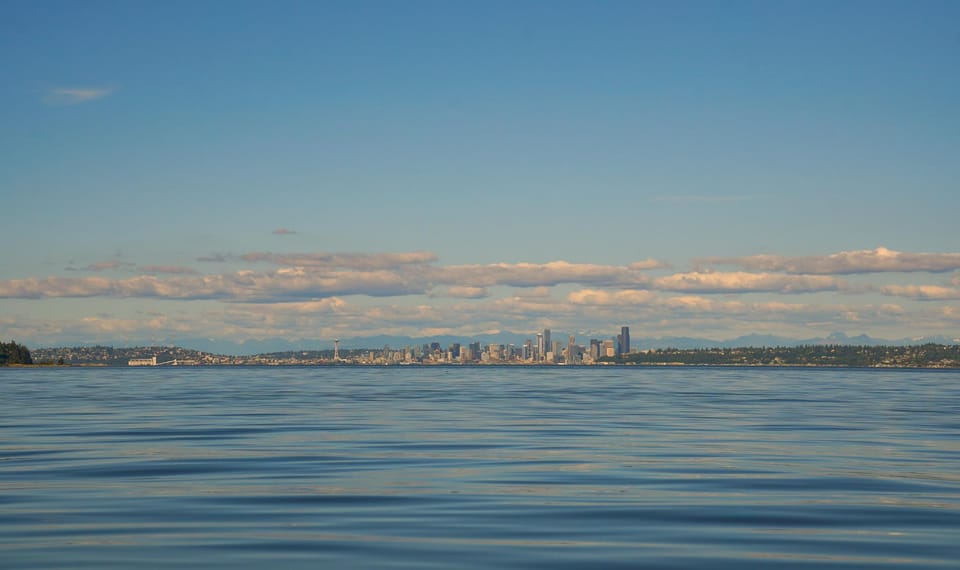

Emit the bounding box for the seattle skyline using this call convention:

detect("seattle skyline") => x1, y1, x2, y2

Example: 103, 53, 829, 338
2, 1, 959, 349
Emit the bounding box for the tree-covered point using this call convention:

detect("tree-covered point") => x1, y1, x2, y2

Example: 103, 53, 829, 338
0, 340, 33, 365
604, 344, 960, 368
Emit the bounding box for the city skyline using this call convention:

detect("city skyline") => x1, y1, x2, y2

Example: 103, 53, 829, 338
2, 2, 959, 348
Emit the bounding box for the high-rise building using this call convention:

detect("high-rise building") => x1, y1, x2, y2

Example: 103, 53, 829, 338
543, 329, 551, 356
621, 326, 630, 355
536, 332, 544, 362
602, 339, 616, 357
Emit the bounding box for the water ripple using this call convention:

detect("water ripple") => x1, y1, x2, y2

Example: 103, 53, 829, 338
1, 366, 958, 568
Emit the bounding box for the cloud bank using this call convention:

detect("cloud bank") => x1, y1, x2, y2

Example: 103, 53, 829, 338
4, 247, 960, 345
704, 247, 960, 275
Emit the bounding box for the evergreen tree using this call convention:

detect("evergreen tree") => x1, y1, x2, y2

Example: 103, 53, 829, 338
0, 340, 33, 365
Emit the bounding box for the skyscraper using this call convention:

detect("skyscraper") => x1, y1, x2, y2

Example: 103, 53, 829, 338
621, 326, 630, 355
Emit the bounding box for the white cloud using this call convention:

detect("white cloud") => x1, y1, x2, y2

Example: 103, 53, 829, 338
44, 87, 115, 105
4, 249, 960, 345
652, 271, 845, 293
704, 247, 960, 275
431, 260, 651, 288
567, 289, 655, 305
880, 285, 960, 300
629, 259, 669, 270
433, 286, 489, 299
0, 269, 429, 301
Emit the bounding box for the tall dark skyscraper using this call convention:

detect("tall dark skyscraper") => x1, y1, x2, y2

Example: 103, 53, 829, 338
620, 326, 630, 355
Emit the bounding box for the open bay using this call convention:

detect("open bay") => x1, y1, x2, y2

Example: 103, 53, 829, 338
1, 366, 958, 568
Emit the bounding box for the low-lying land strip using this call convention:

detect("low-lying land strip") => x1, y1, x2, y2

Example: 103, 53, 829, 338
12, 343, 960, 368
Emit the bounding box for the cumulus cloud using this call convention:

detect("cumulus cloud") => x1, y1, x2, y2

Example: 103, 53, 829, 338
567, 289, 655, 305
652, 271, 845, 293
44, 87, 115, 105
880, 285, 960, 301
1, 282, 933, 348
3, 247, 953, 350
661, 296, 819, 315
433, 286, 489, 299
629, 259, 669, 270
0, 256, 844, 304
432, 261, 650, 288
704, 247, 960, 275
0, 269, 429, 301
0, 276, 115, 299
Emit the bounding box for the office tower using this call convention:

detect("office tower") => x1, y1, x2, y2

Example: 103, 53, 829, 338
567, 335, 576, 364
543, 329, 551, 356
621, 326, 630, 355
536, 332, 544, 362
616, 334, 622, 357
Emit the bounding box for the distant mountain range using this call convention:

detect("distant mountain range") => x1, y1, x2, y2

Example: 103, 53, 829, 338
37, 331, 960, 355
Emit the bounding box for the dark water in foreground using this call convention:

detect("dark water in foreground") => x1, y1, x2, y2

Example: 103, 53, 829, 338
1, 366, 958, 569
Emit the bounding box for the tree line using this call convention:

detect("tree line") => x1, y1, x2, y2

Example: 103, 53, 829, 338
606, 344, 960, 367
0, 341, 33, 366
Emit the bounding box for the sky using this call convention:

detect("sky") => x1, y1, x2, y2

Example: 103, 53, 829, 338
2, 0, 960, 349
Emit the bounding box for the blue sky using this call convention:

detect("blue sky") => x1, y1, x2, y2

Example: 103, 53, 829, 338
2, 0, 959, 348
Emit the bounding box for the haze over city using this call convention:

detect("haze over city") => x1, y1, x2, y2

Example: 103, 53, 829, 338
2, 1, 959, 350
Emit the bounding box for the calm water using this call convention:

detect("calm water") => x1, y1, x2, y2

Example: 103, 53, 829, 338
1, 366, 958, 569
